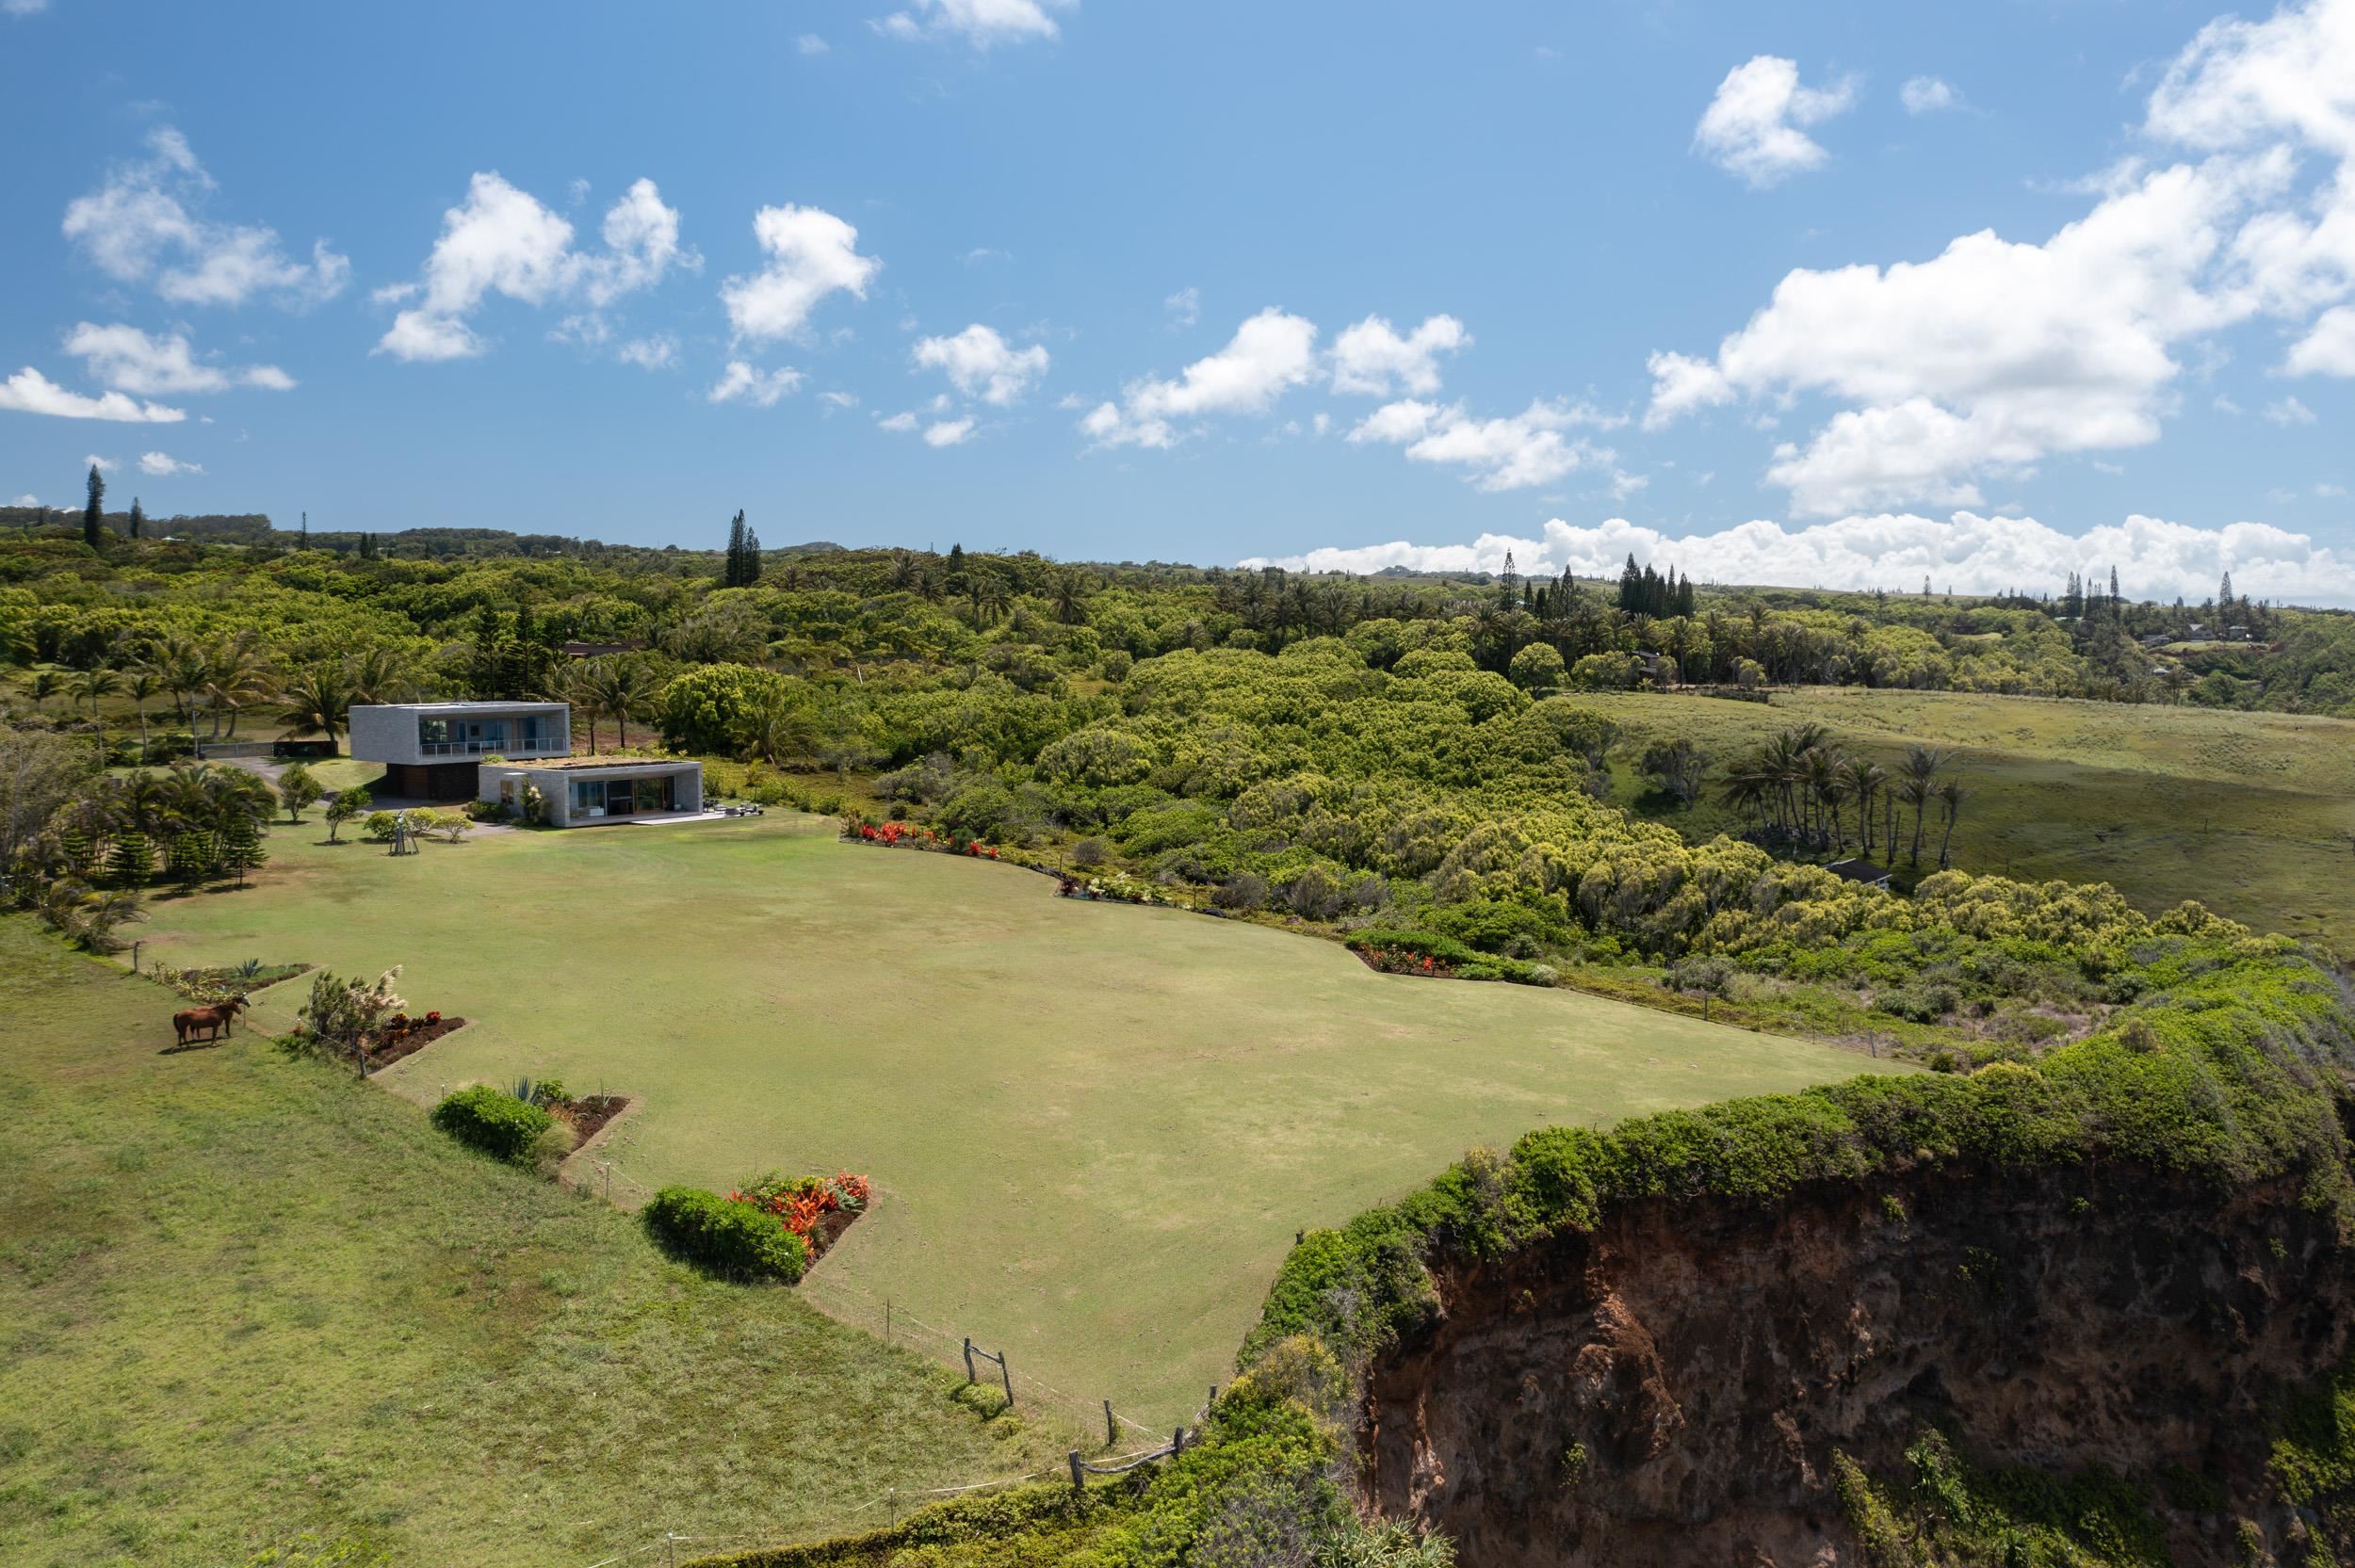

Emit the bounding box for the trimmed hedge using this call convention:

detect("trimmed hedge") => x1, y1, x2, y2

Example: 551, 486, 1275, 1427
429, 1085, 553, 1164
644, 1186, 809, 1284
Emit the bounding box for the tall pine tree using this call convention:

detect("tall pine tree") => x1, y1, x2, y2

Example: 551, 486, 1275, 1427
128, 496, 144, 540
82, 462, 106, 549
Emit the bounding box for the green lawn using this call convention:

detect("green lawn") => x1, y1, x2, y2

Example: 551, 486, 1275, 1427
0, 918, 1065, 1568
131, 815, 1894, 1429
1595, 688, 2355, 951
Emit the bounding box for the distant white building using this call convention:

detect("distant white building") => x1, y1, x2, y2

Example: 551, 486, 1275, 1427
349, 701, 571, 800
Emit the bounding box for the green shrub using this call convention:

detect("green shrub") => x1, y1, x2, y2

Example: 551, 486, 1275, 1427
642, 1186, 808, 1283
429, 1085, 554, 1164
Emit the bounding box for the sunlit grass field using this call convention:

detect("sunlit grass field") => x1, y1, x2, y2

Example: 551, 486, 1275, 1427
0, 919, 1059, 1568
1596, 688, 2355, 951
131, 814, 1892, 1427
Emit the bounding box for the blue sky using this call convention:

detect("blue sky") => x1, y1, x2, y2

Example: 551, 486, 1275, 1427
4, 0, 2354, 601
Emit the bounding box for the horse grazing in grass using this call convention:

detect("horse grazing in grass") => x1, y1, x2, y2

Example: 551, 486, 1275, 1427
172, 996, 247, 1047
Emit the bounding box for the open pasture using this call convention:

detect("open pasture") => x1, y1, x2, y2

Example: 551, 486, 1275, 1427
1597, 688, 2355, 951
0, 919, 1055, 1568
131, 814, 1892, 1426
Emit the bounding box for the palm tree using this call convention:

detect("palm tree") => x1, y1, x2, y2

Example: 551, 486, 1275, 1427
1802, 745, 1848, 847
346, 645, 417, 705
585, 658, 657, 751
966, 573, 1011, 628
1048, 570, 1089, 626
74, 665, 124, 718
1839, 757, 1887, 859
887, 549, 923, 592
149, 631, 210, 736
124, 670, 162, 764
279, 667, 354, 746
203, 634, 277, 739
751, 693, 819, 767
27, 668, 62, 712
1934, 780, 1968, 869
39, 878, 146, 951
1900, 745, 1947, 866
549, 662, 602, 752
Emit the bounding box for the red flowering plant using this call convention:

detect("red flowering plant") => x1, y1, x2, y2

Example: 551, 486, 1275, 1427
424, 1010, 443, 1025
726, 1171, 872, 1252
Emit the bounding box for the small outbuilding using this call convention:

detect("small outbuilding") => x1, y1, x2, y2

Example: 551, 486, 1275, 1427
478, 756, 704, 827
1823, 857, 1894, 890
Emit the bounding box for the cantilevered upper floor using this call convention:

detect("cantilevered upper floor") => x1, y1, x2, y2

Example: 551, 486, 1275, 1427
348, 702, 571, 768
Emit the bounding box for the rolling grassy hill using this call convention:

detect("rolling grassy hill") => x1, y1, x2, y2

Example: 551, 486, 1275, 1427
1594, 688, 2355, 952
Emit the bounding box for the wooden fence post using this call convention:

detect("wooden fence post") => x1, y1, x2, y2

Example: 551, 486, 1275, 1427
1103, 1399, 1116, 1447
963, 1336, 976, 1383
1068, 1450, 1084, 1493
999, 1352, 1015, 1412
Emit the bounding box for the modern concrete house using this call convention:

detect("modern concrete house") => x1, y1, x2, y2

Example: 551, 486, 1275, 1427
349, 701, 571, 800
477, 756, 704, 827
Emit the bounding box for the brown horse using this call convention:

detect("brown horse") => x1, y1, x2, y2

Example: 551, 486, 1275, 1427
172, 996, 247, 1047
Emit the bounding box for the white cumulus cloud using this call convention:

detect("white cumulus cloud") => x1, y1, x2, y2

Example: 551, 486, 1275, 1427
1693, 56, 1859, 187
719, 204, 881, 343
1082, 308, 1319, 448
914, 323, 1049, 405
1241, 510, 2355, 607
0, 367, 185, 423
1328, 314, 1470, 396
1900, 75, 1962, 115
707, 361, 803, 407
138, 451, 203, 477
62, 127, 349, 309
2263, 395, 2320, 425
376, 175, 690, 362
1642, 150, 2308, 513
62, 322, 294, 395
923, 417, 977, 446
879, 0, 1072, 48
2290, 305, 2355, 375
1346, 397, 1619, 492
618, 334, 680, 371
1646, 1, 2355, 515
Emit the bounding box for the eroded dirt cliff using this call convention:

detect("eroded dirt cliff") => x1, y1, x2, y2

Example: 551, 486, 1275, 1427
1364, 1162, 2352, 1566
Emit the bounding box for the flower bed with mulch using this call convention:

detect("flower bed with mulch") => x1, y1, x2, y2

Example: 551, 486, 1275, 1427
558, 1093, 630, 1145
727, 1171, 872, 1268
361, 1010, 465, 1071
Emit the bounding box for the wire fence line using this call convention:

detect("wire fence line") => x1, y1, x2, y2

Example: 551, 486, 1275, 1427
799, 1268, 1181, 1440
569, 1444, 1189, 1568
